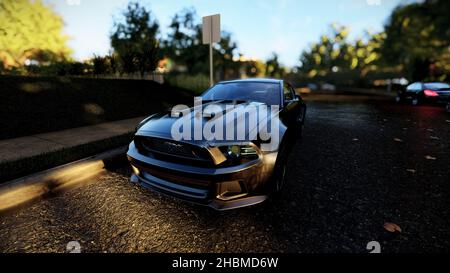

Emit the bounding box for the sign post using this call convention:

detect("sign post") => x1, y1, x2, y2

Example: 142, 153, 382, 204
202, 14, 221, 87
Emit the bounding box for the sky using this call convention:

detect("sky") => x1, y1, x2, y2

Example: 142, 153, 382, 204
45, 0, 412, 67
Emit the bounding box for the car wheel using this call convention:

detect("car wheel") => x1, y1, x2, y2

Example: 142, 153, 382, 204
272, 146, 288, 194
296, 118, 304, 137
395, 93, 402, 103
411, 97, 420, 106
446, 103, 450, 113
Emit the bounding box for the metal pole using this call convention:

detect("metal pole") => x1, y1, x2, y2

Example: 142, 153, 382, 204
209, 41, 213, 86
210, 17, 214, 87
209, 43, 213, 87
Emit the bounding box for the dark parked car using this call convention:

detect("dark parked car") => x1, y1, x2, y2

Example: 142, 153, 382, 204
396, 82, 450, 106
127, 79, 306, 210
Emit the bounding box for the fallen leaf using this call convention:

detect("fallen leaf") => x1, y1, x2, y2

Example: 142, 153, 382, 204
430, 136, 440, 140
384, 223, 402, 233
394, 138, 403, 142
352, 138, 359, 142
427, 129, 434, 132
446, 120, 450, 123
406, 169, 416, 174
425, 156, 437, 160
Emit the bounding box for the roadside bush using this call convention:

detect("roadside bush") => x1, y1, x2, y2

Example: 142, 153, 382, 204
92, 55, 118, 76
165, 73, 210, 95
24, 61, 92, 77
56, 61, 91, 76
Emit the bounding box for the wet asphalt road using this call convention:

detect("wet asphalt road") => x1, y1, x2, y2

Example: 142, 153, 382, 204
1, 94, 449, 253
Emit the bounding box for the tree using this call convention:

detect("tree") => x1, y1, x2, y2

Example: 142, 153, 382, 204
265, 53, 285, 78
215, 32, 241, 79
381, 0, 450, 81
298, 24, 384, 78
243, 59, 265, 78
0, 0, 72, 69
299, 24, 351, 77
163, 8, 242, 80
347, 31, 385, 76
111, 2, 160, 76
91, 53, 118, 76
163, 8, 208, 75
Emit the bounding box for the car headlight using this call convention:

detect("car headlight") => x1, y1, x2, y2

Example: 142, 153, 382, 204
227, 145, 242, 158
219, 144, 259, 165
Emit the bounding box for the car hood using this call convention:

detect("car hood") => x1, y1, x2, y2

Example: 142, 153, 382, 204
136, 100, 278, 145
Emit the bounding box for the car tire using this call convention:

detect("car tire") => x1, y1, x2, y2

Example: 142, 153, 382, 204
446, 103, 450, 113
296, 118, 304, 137
411, 96, 420, 106
395, 93, 402, 103
272, 145, 288, 195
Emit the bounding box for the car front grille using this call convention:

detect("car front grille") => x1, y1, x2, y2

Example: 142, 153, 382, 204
134, 136, 214, 167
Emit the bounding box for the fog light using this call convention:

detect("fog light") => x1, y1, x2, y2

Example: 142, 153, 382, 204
216, 181, 247, 201
131, 165, 140, 176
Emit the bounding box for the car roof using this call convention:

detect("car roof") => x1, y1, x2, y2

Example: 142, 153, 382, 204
217, 78, 283, 85
413, 82, 448, 85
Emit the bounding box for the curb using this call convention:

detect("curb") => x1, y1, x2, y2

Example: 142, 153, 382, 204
0, 132, 134, 183
0, 146, 128, 215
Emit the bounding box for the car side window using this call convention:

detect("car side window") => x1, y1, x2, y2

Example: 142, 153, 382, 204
283, 84, 294, 102
407, 83, 422, 92
407, 83, 421, 92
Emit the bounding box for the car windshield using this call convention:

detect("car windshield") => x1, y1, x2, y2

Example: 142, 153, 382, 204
424, 83, 450, 90
201, 82, 281, 106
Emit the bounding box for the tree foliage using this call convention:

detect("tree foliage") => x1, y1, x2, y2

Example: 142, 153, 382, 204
243, 59, 266, 78
265, 53, 285, 78
110, 2, 160, 75
0, 0, 72, 68
162, 8, 241, 79
381, 0, 450, 81
298, 0, 450, 83
162, 8, 207, 74
299, 24, 384, 78
92, 54, 118, 75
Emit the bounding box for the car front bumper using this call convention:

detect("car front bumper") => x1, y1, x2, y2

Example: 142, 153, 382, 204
127, 141, 277, 211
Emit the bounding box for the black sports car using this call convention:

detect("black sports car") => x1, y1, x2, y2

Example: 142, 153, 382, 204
127, 79, 306, 210
396, 82, 450, 106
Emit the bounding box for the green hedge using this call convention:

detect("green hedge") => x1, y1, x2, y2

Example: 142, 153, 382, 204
165, 74, 210, 95
0, 76, 193, 140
